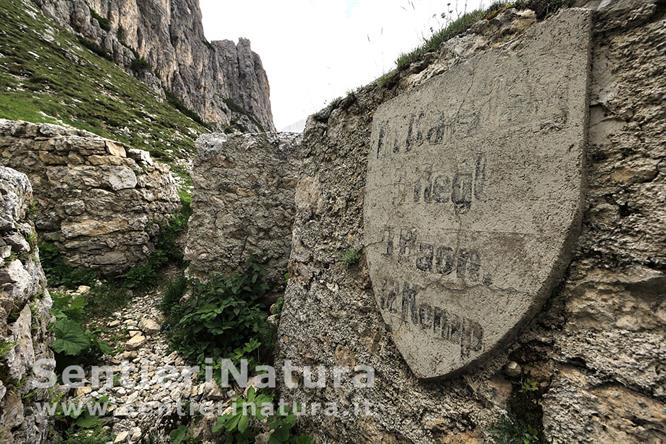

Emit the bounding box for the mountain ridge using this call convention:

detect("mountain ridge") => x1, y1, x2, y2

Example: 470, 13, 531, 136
33, 0, 275, 132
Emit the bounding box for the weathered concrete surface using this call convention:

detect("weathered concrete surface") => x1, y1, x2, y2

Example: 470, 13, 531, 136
0, 120, 180, 275
185, 133, 303, 289
364, 9, 591, 379
0, 167, 54, 443
277, 3, 665, 442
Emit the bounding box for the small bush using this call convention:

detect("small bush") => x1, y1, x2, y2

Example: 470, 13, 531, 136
130, 57, 151, 73
39, 242, 97, 288
213, 387, 314, 444
341, 247, 362, 268
162, 262, 272, 371
51, 292, 112, 371
396, 9, 486, 70
116, 26, 126, 43
122, 192, 191, 290
513, 0, 575, 19
90, 9, 111, 32
166, 91, 210, 128
76, 36, 112, 61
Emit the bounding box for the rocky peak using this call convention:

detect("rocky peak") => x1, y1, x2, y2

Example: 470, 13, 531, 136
33, 0, 275, 132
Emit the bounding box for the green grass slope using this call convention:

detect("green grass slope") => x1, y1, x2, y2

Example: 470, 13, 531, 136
0, 0, 207, 163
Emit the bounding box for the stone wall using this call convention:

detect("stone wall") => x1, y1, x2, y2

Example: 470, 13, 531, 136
0, 120, 180, 275
276, 2, 665, 443
185, 133, 303, 289
0, 166, 54, 443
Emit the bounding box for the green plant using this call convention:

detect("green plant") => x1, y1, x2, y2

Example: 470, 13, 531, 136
51, 292, 112, 370
341, 247, 362, 268
39, 243, 97, 289
0, 0, 206, 163
0, 340, 16, 358
166, 91, 210, 128
396, 9, 486, 70
162, 262, 272, 371
169, 425, 201, 444
122, 194, 192, 290
130, 57, 151, 73
213, 388, 314, 444
513, 0, 575, 19
116, 26, 126, 43
488, 414, 540, 444
89, 9, 111, 32
160, 274, 188, 314
76, 36, 112, 61
52, 409, 111, 444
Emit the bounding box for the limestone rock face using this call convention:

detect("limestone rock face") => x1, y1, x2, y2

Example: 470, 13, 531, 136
185, 133, 303, 289
276, 3, 666, 443
0, 119, 180, 275
0, 167, 54, 444
32, 0, 275, 132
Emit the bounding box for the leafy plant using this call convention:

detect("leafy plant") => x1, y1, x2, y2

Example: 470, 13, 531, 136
122, 193, 192, 290
51, 395, 111, 444
341, 247, 362, 268
169, 425, 200, 444
163, 262, 272, 371
39, 242, 97, 289
51, 292, 112, 370
395, 8, 486, 70
213, 388, 313, 444
0, 340, 16, 358
488, 414, 540, 444
130, 57, 151, 73
89, 9, 111, 32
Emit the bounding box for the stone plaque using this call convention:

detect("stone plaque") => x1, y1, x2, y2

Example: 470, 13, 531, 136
364, 10, 591, 379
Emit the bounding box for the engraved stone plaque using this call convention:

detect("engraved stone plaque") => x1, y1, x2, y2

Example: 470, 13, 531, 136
364, 10, 592, 379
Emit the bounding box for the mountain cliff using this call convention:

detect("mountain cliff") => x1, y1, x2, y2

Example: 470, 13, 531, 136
33, 0, 275, 132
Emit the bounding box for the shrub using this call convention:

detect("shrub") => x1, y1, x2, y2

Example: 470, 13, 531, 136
116, 26, 126, 43
162, 262, 272, 370
51, 292, 112, 371
341, 247, 362, 268
76, 36, 112, 61
130, 57, 151, 73
396, 9, 486, 70
213, 387, 314, 444
166, 91, 210, 128
39, 242, 97, 288
122, 192, 192, 290
89, 9, 111, 32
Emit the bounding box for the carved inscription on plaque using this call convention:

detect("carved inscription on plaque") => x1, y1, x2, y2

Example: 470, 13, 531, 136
363, 10, 591, 378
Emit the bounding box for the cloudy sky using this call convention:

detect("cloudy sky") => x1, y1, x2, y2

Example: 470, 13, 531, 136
200, 0, 487, 130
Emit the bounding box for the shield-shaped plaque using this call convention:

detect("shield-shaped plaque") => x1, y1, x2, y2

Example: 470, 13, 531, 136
364, 10, 591, 379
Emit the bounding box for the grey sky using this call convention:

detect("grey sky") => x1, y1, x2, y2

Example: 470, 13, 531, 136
200, 0, 487, 130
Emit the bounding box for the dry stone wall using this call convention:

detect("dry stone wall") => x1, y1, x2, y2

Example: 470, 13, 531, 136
276, 2, 665, 443
185, 133, 303, 289
0, 166, 54, 443
0, 120, 180, 275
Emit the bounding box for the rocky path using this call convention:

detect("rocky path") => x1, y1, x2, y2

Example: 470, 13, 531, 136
75, 290, 230, 443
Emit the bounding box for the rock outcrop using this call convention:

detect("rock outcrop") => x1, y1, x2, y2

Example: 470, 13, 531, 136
0, 120, 180, 275
32, 0, 275, 132
276, 2, 665, 443
185, 133, 303, 289
0, 167, 54, 443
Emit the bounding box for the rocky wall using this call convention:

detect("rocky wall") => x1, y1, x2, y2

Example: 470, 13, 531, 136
0, 166, 54, 443
0, 119, 180, 275
276, 2, 665, 443
185, 133, 303, 289
32, 0, 275, 132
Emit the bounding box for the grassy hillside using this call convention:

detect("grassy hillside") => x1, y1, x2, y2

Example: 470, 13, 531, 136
0, 0, 207, 163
